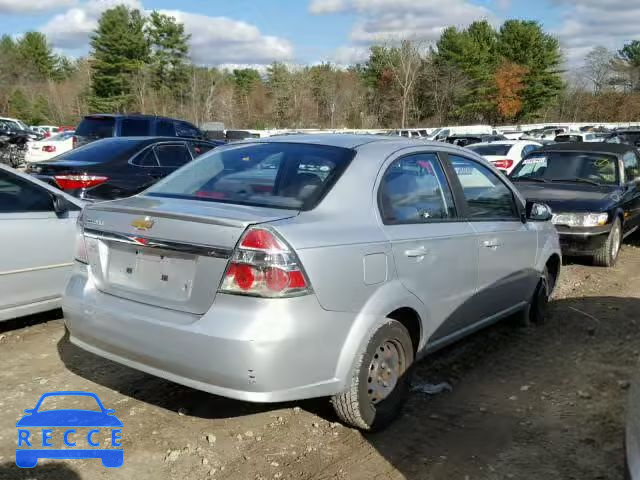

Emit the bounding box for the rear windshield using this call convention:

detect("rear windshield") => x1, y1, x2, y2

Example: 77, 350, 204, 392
555, 135, 582, 142
55, 138, 145, 163
76, 117, 115, 139
511, 151, 620, 185
145, 142, 355, 210
466, 144, 511, 156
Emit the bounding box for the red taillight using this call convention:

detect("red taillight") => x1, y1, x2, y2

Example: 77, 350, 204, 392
219, 227, 310, 298
492, 159, 514, 170
54, 174, 108, 190
42, 145, 56, 153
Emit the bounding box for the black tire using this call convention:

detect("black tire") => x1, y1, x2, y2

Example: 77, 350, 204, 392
518, 267, 549, 326
331, 320, 414, 431
593, 218, 622, 267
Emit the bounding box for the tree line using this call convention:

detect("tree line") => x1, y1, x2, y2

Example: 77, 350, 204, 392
1, 5, 640, 129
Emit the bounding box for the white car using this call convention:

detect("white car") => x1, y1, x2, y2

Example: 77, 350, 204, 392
0, 164, 83, 321
0, 117, 30, 132
466, 140, 542, 175
30, 125, 60, 138
26, 131, 75, 163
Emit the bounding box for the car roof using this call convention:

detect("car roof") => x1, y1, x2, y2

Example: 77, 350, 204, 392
468, 140, 533, 146
84, 114, 191, 121
252, 133, 393, 149
535, 142, 633, 155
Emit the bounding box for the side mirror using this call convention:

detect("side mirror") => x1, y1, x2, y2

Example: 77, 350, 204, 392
50, 193, 69, 216
526, 201, 553, 222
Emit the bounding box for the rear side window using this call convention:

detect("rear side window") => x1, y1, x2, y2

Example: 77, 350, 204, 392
0, 170, 54, 213
155, 144, 192, 167
156, 120, 176, 136
189, 141, 217, 157
132, 148, 159, 167
121, 118, 151, 136
145, 142, 355, 210
379, 153, 455, 224
75, 117, 115, 139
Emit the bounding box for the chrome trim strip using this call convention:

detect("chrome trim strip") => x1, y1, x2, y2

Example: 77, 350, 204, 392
0, 263, 73, 276
83, 228, 233, 259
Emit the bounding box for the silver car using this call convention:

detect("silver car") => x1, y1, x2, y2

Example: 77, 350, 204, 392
63, 135, 561, 429
0, 164, 83, 321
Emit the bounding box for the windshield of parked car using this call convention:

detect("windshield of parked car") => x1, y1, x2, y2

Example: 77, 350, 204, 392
555, 135, 582, 142
145, 142, 355, 210
48, 132, 74, 142
466, 144, 511, 156
510, 151, 619, 185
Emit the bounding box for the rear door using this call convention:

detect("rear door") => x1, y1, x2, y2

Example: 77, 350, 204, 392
0, 169, 79, 314
377, 151, 479, 342
447, 154, 538, 319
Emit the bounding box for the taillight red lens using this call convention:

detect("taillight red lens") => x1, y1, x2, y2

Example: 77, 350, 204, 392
219, 227, 310, 298
42, 145, 56, 153
240, 229, 287, 251
492, 159, 514, 170
54, 174, 108, 190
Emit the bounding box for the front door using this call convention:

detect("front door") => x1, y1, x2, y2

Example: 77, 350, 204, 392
0, 169, 78, 314
377, 152, 479, 343
447, 155, 539, 320
621, 151, 640, 235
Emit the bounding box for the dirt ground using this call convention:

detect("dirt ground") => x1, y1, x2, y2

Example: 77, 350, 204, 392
1, 242, 640, 480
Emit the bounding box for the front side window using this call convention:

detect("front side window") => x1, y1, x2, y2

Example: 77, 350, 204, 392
379, 153, 455, 224
449, 155, 518, 220
145, 142, 354, 210
511, 151, 619, 186
0, 170, 54, 213
623, 151, 640, 181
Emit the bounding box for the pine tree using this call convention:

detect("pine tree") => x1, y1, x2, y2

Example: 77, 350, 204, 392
89, 5, 149, 112
146, 11, 190, 97
17, 32, 57, 79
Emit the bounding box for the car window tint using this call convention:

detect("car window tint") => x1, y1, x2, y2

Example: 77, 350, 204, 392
623, 151, 640, 181
156, 119, 176, 136
121, 118, 151, 136
75, 117, 115, 138
145, 143, 354, 211
467, 144, 511, 156
134, 148, 159, 167
522, 144, 538, 157
56, 138, 144, 163
0, 170, 54, 213
449, 155, 517, 220
379, 153, 455, 224
175, 121, 200, 138
155, 144, 192, 167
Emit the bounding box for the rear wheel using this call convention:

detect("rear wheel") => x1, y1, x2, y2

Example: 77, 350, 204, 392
518, 267, 549, 326
331, 320, 414, 431
593, 218, 622, 267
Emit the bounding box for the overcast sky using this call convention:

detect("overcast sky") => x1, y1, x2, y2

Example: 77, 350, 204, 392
0, 0, 637, 69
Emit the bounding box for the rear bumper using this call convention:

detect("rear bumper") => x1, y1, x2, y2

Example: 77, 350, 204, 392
557, 225, 611, 256
62, 264, 357, 403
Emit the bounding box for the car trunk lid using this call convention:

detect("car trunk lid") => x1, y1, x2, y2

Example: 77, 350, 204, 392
81, 195, 298, 315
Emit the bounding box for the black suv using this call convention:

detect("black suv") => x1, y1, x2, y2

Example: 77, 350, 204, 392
74, 114, 204, 148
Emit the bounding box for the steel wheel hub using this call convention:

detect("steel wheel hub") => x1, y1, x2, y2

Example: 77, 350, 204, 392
367, 340, 403, 405
611, 225, 621, 259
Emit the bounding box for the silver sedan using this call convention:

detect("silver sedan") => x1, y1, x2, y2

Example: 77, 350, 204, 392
63, 135, 561, 430
0, 164, 83, 321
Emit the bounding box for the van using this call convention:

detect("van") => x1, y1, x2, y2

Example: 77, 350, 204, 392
74, 114, 204, 148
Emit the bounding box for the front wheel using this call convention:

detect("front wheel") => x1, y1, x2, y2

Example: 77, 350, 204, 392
593, 218, 622, 267
331, 320, 414, 431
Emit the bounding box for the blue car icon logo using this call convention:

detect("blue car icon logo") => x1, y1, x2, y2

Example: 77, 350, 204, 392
16, 391, 123, 468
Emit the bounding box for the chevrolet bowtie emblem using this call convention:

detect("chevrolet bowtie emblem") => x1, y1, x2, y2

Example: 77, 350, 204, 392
131, 217, 155, 231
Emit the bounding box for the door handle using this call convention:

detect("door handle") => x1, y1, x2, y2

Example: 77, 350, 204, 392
405, 247, 428, 258
482, 240, 502, 249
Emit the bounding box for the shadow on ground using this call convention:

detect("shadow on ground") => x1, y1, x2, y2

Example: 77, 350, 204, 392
56, 295, 639, 479
0, 308, 62, 334
0, 461, 81, 480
